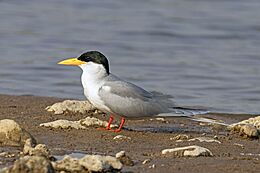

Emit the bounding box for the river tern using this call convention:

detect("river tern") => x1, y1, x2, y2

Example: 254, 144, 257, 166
58, 51, 207, 132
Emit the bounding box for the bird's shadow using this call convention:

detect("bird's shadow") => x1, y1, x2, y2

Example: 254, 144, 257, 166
124, 125, 212, 134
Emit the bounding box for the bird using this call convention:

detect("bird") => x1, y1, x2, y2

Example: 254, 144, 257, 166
58, 51, 208, 132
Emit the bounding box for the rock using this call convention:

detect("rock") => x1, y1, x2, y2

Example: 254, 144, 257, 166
53, 155, 84, 173
40, 119, 86, 129
40, 117, 117, 130
115, 151, 134, 166
233, 143, 244, 148
229, 124, 259, 138
46, 100, 95, 115
79, 155, 122, 172
53, 154, 122, 172
240, 124, 259, 137
80, 117, 117, 128
0, 119, 36, 147
162, 145, 213, 157
0, 152, 16, 158
23, 139, 54, 160
1, 156, 55, 173
149, 164, 156, 169
142, 159, 151, 165
229, 117, 260, 138
113, 135, 131, 140
170, 134, 190, 141
188, 137, 221, 144
155, 117, 165, 121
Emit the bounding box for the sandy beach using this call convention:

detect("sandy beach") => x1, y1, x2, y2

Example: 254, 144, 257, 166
0, 94, 259, 173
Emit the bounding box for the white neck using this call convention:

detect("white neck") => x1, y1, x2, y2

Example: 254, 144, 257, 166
79, 62, 108, 89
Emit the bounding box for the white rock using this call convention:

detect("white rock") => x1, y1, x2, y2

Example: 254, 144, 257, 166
228, 116, 260, 137
115, 151, 126, 158
149, 164, 156, 168
53, 154, 122, 172
23, 139, 52, 159
40, 117, 117, 129
40, 120, 86, 129
162, 145, 213, 157
230, 116, 260, 129
0, 119, 36, 146
142, 159, 151, 164
170, 134, 190, 141
79, 155, 123, 172
113, 135, 131, 140
53, 155, 83, 172
80, 117, 117, 128
188, 137, 221, 144
46, 100, 95, 114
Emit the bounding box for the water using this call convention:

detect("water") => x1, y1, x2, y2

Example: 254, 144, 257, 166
1, 0, 260, 114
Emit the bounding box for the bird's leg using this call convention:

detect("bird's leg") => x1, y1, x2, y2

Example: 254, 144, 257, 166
113, 117, 125, 132
106, 115, 114, 130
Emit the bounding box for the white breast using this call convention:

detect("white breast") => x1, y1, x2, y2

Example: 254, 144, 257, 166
80, 62, 111, 113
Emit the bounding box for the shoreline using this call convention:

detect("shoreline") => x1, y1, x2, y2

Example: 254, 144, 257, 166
0, 94, 259, 172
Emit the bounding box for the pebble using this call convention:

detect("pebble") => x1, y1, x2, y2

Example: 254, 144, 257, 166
162, 145, 213, 157
113, 135, 131, 140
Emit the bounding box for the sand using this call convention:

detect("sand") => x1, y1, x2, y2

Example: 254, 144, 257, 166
0, 94, 259, 173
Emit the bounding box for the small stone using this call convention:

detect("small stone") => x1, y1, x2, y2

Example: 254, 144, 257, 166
162, 145, 213, 157
233, 143, 244, 148
1, 156, 55, 173
46, 100, 95, 115
188, 137, 221, 144
155, 118, 165, 121
0, 152, 16, 158
113, 135, 131, 140
170, 134, 190, 141
0, 119, 36, 147
149, 164, 156, 168
142, 159, 151, 164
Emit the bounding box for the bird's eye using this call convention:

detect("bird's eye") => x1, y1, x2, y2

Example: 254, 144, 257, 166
84, 57, 92, 62
78, 56, 92, 62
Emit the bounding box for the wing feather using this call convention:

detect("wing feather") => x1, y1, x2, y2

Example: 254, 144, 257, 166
98, 76, 170, 118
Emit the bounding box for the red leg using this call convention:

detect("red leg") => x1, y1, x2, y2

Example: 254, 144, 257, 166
113, 117, 125, 132
106, 115, 114, 130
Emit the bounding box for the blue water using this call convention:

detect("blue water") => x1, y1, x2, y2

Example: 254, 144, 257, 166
1, 0, 260, 114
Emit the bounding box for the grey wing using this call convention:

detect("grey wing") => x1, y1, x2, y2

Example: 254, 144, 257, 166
98, 79, 170, 118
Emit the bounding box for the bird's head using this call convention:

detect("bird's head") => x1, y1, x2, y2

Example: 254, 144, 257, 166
58, 51, 110, 74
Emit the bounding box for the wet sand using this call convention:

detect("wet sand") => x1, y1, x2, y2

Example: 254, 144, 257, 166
0, 94, 259, 173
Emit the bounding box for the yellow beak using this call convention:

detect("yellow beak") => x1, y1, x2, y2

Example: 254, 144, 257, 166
58, 58, 86, 66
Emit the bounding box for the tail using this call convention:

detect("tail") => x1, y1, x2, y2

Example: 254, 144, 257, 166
157, 107, 228, 126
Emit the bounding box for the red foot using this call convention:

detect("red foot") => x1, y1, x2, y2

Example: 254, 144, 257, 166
106, 115, 114, 130
96, 115, 125, 133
